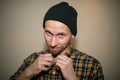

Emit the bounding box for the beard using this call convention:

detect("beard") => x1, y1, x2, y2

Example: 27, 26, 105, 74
49, 47, 64, 57
45, 36, 72, 57
48, 42, 71, 57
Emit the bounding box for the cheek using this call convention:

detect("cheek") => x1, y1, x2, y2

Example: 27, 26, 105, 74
44, 35, 51, 43
58, 38, 70, 46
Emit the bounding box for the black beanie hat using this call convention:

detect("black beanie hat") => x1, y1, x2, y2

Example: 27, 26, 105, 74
43, 2, 78, 36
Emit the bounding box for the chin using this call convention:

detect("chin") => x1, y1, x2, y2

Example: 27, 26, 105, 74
50, 50, 61, 57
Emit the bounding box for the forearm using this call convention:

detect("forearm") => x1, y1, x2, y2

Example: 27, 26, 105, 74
66, 75, 79, 80
71, 77, 79, 80
16, 67, 34, 80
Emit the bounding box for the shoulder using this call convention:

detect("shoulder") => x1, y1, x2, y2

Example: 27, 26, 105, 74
71, 48, 101, 65
71, 48, 104, 79
72, 48, 103, 72
24, 51, 43, 64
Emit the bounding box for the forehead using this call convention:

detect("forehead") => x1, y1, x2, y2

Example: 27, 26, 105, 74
45, 20, 71, 33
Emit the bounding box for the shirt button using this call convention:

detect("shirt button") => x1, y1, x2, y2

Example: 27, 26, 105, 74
52, 70, 56, 74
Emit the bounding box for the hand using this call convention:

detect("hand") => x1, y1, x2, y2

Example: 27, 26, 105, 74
55, 55, 78, 80
26, 53, 54, 77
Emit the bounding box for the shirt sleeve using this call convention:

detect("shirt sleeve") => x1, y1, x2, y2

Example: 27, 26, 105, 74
9, 52, 40, 80
93, 62, 104, 80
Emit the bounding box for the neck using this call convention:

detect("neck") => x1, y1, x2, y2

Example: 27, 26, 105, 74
61, 43, 72, 55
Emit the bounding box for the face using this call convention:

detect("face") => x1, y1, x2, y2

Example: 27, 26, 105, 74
44, 20, 74, 57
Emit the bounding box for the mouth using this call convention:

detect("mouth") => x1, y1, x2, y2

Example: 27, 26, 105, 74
48, 47, 61, 56
50, 47, 60, 51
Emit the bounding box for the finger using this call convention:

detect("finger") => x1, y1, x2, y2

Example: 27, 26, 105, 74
56, 55, 71, 62
44, 58, 54, 63
39, 61, 53, 71
39, 54, 54, 62
55, 55, 73, 68
55, 56, 68, 67
41, 65, 51, 71
40, 53, 53, 57
55, 59, 66, 70
56, 59, 65, 65
40, 61, 52, 66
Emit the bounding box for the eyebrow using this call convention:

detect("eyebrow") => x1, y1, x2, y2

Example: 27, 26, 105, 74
44, 29, 53, 34
44, 29, 66, 36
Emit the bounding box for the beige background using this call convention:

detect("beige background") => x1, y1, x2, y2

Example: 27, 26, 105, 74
0, 0, 120, 80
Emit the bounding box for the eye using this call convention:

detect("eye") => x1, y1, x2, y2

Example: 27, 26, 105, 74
45, 30, 52, 36
58, 33, 65, 38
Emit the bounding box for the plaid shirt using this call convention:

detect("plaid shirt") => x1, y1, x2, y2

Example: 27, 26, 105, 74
10, 47, 104, 80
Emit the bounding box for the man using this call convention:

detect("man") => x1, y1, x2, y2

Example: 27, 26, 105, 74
10, 2, 104, 80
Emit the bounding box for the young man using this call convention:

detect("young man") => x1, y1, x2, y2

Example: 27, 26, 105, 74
10, 2, 104, 80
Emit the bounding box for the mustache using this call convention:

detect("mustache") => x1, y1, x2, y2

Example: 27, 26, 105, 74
40, 50, 59, 58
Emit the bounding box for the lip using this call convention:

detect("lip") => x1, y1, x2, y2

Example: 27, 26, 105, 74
50, 47, 60, 51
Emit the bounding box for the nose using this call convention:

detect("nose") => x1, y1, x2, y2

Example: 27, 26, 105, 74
50, 36, 57, 47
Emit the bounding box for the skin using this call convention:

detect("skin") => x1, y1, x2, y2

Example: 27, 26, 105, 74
44, 20, 73, 57
16, 20, 78, 80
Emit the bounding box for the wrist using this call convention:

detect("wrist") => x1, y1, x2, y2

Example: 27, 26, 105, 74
24, 67, 34, 79
25, 65, 42, 78
16, 68, 33, 80
66, 76, 79, 80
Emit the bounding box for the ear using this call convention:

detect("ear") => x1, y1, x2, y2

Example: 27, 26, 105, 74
72, 35, 75, 39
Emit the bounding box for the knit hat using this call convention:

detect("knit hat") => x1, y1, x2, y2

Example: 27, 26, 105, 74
43, 2, 78, 36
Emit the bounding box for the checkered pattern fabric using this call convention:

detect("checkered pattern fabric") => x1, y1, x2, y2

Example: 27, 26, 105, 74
10, 47, 104, 80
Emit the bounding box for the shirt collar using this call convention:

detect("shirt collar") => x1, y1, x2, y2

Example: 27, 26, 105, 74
45, 45, 74, 58
65, 45, 73, 57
